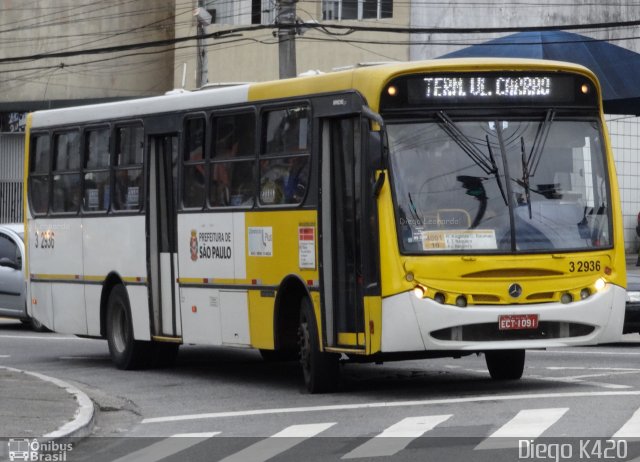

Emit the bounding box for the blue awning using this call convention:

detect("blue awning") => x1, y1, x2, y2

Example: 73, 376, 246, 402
439, 31, 640, 114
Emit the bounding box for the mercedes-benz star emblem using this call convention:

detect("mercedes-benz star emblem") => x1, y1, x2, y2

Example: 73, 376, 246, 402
508, 283, 523, 298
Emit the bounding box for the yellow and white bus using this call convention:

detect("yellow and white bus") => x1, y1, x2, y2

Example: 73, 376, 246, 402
24, 59, 626, 392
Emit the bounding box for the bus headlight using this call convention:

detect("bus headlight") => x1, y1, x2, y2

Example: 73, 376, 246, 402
595, 278, 606, 292
560, 293, 573, 304
434, 292, 446, 304
580, 288, 591, 300
455, 295, 467, 307
413, 285, 426, 299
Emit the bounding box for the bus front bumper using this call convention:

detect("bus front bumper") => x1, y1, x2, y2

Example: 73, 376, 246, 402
380, 284, 626, 352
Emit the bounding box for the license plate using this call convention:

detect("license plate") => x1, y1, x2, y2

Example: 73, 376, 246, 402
499, 314, 539, 331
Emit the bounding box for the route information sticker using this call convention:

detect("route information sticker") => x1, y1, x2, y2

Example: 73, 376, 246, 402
422, 229, 497, 251
298, 226, 316, 269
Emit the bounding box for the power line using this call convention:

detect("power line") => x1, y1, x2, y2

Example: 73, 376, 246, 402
4, 17, 640, 65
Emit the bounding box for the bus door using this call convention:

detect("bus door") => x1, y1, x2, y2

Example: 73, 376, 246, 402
321, 116, 367, 350
148, 134, 180, 338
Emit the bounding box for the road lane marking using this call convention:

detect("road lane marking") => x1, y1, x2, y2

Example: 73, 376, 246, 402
342, 415, 452, 459
545, 367, 640, 371
218, 423, 335, 462
613, 407, 640, 438
475, 408, 568, 450
109, 434, 216, 462
142, 391, 640, 424
532, 350, 640, 356
527, 372, 636, 390
0, 355, 10, 358
173, 432, 220, 438
0, 334, 92, 341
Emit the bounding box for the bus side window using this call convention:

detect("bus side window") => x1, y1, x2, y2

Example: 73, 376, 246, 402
51, 130, 81, 214
29, 133, 51, 215
210, 112, 255, 208
82, 127, 111, 212
259, 106, 310, 206
182, 116, 206, 209
113, 125, 144, 212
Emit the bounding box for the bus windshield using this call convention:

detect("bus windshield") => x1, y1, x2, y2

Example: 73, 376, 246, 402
388, 115, 612, 254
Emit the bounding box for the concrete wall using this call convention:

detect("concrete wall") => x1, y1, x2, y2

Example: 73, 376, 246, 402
0, 0, 176, 103
173, 0, 410, 88
409, 1, 640, 60
607, 115, 640, 253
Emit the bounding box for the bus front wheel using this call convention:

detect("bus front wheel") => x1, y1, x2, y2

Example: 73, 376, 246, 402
298, 297, 340, 393
485, 349, 525, 380
106, 284, 151, 370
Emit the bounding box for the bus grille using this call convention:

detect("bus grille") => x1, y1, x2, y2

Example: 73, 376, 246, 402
430, 322, 594, 342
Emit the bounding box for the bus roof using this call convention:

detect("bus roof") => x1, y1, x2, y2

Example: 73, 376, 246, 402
30, 58, 599, 129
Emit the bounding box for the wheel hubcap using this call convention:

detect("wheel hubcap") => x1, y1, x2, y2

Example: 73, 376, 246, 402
112, 304, 128, 353
298, 318, 311, 379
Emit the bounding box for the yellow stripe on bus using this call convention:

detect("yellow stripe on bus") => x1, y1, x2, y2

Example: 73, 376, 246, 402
30, 274, 146, 284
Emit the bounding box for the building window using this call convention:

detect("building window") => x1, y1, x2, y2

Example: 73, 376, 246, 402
205, 0, 275, 25
323, 0, 392, 20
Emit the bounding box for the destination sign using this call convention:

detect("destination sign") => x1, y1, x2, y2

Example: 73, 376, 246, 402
380, 72, 597, 110
422, 76, 551, 99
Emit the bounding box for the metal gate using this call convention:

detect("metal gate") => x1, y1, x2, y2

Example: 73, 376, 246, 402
0, 133, 25, 224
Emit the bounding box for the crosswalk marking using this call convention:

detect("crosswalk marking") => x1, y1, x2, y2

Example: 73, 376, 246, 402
109, 433, 218, 462
342, 415, 452, 459
475, 408, 569, 450
613, 407, 640, 438
218, 422, 336, 462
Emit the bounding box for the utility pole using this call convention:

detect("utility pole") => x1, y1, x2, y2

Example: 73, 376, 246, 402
277, 0, 297, 79
194, 2, 212, 88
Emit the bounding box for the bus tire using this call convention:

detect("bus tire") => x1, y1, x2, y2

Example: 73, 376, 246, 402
298, 297, 340, 393
485, 349, 525, 380
106, 284, 151, 370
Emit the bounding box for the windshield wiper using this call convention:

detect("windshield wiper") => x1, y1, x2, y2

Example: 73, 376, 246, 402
527, 109, 555, 177
436, 111, 494, 174
436, 111, 508, 206
514, 109, 555, 219
485, 135, 508, 206
408, 192, 420, 222
520, 136, 532, 219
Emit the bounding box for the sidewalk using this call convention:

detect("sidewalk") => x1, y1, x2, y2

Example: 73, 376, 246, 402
0, 366, 94, 439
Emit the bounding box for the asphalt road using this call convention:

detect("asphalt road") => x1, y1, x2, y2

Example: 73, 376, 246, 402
3, 319, 640, 461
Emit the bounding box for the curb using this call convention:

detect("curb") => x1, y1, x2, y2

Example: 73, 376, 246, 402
0, 366, 95, 440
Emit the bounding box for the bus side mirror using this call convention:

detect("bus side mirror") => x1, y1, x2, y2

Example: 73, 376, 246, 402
361, 106, 387, 171
368, 130, 383, 172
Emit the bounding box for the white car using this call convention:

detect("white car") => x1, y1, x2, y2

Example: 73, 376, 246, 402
0, 223, 47, 331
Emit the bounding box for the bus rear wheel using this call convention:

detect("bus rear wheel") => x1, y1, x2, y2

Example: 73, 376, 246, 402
298, 297, 340, 393
106, 284, 151, 370
485, 349, 525, 380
